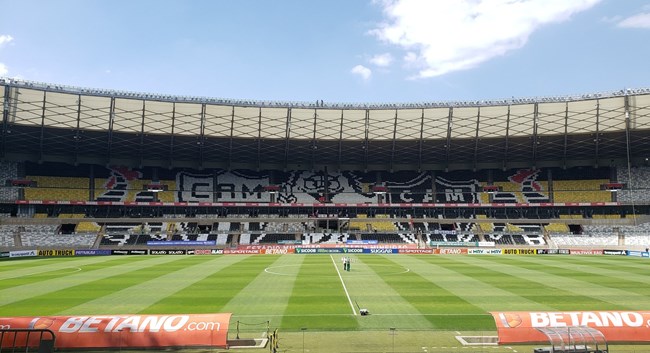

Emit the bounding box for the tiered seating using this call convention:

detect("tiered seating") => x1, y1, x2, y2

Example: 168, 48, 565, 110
484, 233, 514, 245
0, 234, 14, 247
24, 176, 89, 201
551, 234, 617, 246
618, 167, 650, 202
553, 180, 610, 202
22, 233, 96, 248
306, 233, 349, 244
0, 161, 20, 201
371, 215, 397, 232
545, 223, 570, 233
349, 214, 370, 232
250, 233, 297, 244
76, 221, 101, 233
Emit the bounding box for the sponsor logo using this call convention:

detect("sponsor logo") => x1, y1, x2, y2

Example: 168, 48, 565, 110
56, 315, 221, 333
498, 313, 523, 328
211, 249, 224, 255
343, 248, 364, 253
603, 250, 627, 256
193, 250, 212, 255
368, 248, 397, 254
468, 249, 502, 255
439, 248, 466, 255
38, 249, 75, 257
223, 249, 261, 255
399, 249, 433, 254
263, 248, 290, 255
570, 249, 603, 255
9, 250, 37, 258
75, 250, 111, 256
295, 248, 317, 254
530, 311, 644, 328
503, 249, 536, 255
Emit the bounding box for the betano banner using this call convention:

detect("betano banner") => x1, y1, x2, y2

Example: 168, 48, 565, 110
0, 313, 232, 349
491, 311, 650, 344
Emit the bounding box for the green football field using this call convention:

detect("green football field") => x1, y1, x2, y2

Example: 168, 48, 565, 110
2, 254, 650, 352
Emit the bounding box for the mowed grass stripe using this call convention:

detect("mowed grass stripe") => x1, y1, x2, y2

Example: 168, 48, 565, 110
281, 255, 360, 330
398, 255, 554, 313
439, 255, 624, 311
0, 256, 128, 284
0, 255, 184, 308
222, 255, 304, 329
335, 255, 434, 330
61, 255, 250, 315
455, 255, 650, 309
142, 255, 281, 315
548, 255, 650, 274
0, 256, 193, 316
365, 256, 493, 330
498, 255, 650, 295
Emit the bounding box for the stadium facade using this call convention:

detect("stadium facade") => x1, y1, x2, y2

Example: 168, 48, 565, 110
2, 77, 650, 251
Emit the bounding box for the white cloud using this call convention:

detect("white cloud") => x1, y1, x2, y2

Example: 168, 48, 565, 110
351, 64, 372, 80
369, 53, 394, 67
0, 34, 13, 47
618, 12, 650, 28
371, 0, 601, 78
0, 34, 13, 76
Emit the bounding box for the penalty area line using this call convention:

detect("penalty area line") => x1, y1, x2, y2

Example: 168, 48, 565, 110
330, 255, 357, 316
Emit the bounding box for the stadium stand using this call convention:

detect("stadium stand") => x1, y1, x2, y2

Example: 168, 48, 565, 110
2, 79, 650, 252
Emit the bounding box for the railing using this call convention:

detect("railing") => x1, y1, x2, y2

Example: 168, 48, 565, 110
0, 328, 55, 353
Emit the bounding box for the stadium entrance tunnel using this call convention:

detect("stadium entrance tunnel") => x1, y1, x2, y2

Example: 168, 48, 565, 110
455, 335, 498, 346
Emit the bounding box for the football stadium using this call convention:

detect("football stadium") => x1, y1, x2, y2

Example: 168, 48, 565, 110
2, 78, 650, 353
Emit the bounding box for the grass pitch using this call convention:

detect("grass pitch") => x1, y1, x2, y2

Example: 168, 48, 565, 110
2, 254, 650, 352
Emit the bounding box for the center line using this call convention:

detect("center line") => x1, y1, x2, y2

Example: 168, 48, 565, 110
330, 255, 357, 316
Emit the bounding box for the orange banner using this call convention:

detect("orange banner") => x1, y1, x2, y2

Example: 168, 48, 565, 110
491, 311, 650, 344
0, 313, 231, 349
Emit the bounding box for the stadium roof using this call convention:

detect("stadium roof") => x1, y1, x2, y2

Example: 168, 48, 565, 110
2, 78, 650, 171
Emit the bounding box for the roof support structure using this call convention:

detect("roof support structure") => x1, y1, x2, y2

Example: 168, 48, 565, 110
363, 109, 370, 171
337, 110, 344, 171
38, 90, 47, 162
139, 100, 146, 167
283, 107, 292, 170
73, 94, 82, 165
390, 109, 398, 172
594, 100, 601, 167
106, 97, 116, 165
562, 101, 569, 168
227, 106, 235, 170
168, 102, 176, 168
0, 84, 11, 159
198, 103, 206, 169
473, 106, 481, 171
444, 107, 453, 170
531, 102, 539, 168
503, 105, 511, 170
418, 108, 425, 171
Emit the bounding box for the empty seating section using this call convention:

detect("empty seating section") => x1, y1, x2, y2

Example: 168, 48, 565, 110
371, 215, 397, 232
76, 221, 101, 233
0, 161, 19, 201
22, 233, 97, 248
618, 167, 650, 203
545, 223, 570, 233
25, 176, 89, 201
0, 233, 14, 247
553, 180, 610, 203
552, 234, 618, 246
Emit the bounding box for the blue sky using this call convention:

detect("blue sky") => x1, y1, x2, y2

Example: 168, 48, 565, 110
0, 0, 649, 104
